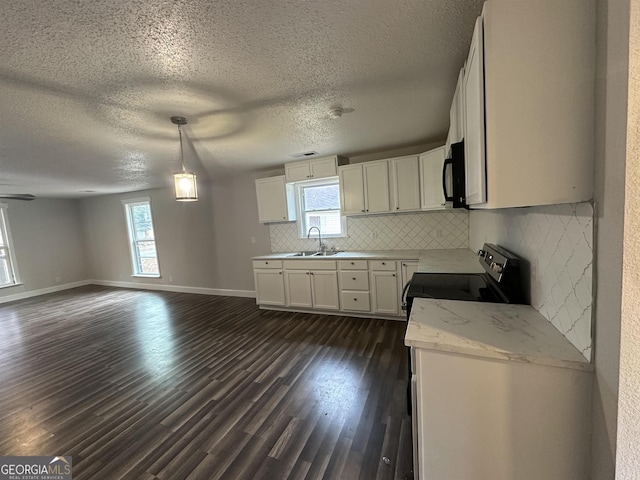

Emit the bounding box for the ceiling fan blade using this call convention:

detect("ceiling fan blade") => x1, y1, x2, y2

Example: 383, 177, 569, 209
0, 194, 36, 201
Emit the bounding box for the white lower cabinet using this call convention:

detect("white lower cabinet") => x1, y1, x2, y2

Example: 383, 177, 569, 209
254, 257, 415, 317
338, 260, 371, 313
283, 260, 339, 310
253, 260, 285, 306
370, 261, 399, 315
412, 346, 592, 480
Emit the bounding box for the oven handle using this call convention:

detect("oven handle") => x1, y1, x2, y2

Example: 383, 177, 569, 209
401, 280, 412, 312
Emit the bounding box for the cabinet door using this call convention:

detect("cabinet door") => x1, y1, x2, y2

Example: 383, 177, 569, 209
311, 270, 340, 310
391, 156, 421, 212
285, 162, 311, 182
309, 157, 338, 179
401, 261, 419, 287
339, 164, 366, 215
463, 15, 487, 206
419, 147, 446, 210
255, 176, 295, 223
285, 270, 313, 308
371, 270, 399, 315
254, 269, 285, 306
363, 161, 391, 213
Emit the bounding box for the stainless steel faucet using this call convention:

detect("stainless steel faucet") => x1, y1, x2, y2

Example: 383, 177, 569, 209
307, 226, 324, 252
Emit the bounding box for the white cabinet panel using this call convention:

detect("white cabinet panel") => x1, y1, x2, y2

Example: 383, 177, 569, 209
371, 270, 398, 315
339, 164, 366, 215
255, 176, 296, 223
341, 291, 371, 312
463, 15, 487, 206
363, 161, 391, 214
285, 270, 313, 308
284, 155, 345, 182
310, 270, 339, 310
254, 269, 285, 306
390, 155, 421, 212
419, 147, 447, 210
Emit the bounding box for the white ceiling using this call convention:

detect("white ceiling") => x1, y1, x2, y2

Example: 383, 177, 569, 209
0, 0, 483, 198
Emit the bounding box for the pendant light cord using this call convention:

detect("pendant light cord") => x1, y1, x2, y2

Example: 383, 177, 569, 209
178, 125, 186, 173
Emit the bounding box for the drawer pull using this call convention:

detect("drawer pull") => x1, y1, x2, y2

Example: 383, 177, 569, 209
352, 277, 356, 280
354, 298, 358, 301
351, 262, 355, 265
382, 262, 386, 265
265, 261, 268, 264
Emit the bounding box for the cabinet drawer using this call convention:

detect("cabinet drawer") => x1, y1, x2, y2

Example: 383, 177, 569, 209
370, 260, 396, 271
338, 260, 368, 270
341, 291, 371, 312
339, 271, 369, 290
253, 260, 283, 269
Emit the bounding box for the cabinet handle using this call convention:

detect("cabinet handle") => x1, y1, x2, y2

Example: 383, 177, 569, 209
350, 262, 355, 265
265, 261, 268, 264
306, 272, 309, 275
354, 298, 358, 301
393, 274, 396, 277
396, 207, 399, 210
352, 277, 356, 280
361, 209, 365, 212
382, 262, 386, 265
310, 272, 314, 275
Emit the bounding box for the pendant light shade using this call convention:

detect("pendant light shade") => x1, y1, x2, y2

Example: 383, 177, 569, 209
171, 116, 198, 202
174, 172, 198, 201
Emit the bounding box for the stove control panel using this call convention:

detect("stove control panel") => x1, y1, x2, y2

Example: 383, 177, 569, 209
477, 244, 520, 283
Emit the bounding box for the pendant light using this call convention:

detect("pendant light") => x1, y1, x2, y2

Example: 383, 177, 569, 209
171, 116, 198, 202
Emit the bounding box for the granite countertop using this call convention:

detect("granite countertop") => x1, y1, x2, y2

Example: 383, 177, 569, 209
253, 248, 484, 274
405, 298, 592, 371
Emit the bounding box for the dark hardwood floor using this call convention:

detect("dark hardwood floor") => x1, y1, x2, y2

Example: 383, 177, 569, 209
0, 286, 412, 480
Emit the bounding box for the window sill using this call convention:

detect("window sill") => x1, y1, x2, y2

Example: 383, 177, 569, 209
0, 282, 22, 290
131, 274, 161, 279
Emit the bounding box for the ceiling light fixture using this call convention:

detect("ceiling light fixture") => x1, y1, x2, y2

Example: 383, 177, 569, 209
328, 108, 343, 119
171, 116, 198, 202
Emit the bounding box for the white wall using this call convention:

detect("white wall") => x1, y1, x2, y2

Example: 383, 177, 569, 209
617, 0, 640, 475
0, 198, 87, 302
593, 0, 629, 477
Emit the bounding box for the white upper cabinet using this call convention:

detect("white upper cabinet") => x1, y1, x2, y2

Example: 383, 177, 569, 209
390, 155, 421, 212
445, 67, 466, 158
339, 164, 366, 215
284, 155, 346, 183
463, 1, 595, 209
463, 15, 487, 206
363, 161, 391, 213
339, 160, 391, 216
255, 175, 296, 223
419, 147, 447, 210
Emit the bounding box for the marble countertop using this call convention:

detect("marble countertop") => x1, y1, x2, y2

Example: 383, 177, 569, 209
405, 298, 592, 371
253, 248, 484, 274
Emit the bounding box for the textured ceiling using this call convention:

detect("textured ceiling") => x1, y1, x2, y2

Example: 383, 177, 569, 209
0, 0, 483, 197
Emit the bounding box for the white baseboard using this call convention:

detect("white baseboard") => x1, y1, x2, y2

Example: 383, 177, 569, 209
0, 280, 92, 304
89, 279, 257, 298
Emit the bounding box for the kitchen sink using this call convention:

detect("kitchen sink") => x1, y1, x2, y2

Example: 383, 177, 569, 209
288, 251, 341, 257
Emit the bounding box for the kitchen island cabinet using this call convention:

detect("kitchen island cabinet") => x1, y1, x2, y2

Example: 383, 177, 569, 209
405, 298, 592, 480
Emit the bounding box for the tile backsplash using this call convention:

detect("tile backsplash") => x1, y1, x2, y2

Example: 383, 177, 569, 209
469, 202, 593, 360
270, 210, 469, 252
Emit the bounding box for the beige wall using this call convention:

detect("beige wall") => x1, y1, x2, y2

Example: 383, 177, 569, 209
617, 0, 640, 475
81, 185, 220, 290
593, 0, 629, 477
0, 198, 87, 300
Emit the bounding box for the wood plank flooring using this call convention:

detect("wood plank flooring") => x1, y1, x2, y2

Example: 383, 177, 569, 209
0, 286, 412, 480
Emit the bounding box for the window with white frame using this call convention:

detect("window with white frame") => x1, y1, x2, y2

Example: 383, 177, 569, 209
0, 204, 18, 287
123, 198, 160, 277
297, 179, 345, 238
